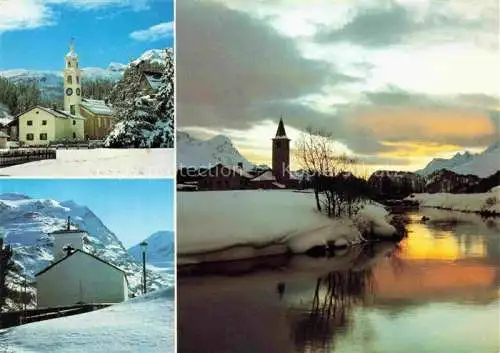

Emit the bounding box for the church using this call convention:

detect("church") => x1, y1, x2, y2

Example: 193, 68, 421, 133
15, 41, 116, 146
192, 118, 298, 191
35, 217, 128, 308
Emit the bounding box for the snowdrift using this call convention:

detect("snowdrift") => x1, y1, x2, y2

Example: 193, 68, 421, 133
1, 288, 174, 353
178, 190, 396, 264
408, 187, 500, 214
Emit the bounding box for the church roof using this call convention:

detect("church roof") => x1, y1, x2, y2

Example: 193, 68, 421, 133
81, 99, 115, 116
275, 117, 288, 138
35, 249, 128, 278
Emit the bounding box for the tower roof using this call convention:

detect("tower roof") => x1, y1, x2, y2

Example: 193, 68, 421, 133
66, 38, 78, 59
275, 117, 288, 138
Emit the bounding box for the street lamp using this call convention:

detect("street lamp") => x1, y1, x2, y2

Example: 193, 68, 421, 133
140, 241, 148, 294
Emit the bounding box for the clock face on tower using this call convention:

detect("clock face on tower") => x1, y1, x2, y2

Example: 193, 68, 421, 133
76, 88, 81, 96
66, 88, 73, 96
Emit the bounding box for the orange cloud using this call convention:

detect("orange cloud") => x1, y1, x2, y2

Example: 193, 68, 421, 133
352, 107, 495, 141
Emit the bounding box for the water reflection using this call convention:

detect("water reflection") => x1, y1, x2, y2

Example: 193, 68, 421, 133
178, 211, 500, 353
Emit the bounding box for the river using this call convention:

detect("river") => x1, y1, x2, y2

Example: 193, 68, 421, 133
178, 209, 500, 353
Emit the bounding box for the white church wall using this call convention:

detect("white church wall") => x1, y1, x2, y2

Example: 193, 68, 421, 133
37, 251, 127, 308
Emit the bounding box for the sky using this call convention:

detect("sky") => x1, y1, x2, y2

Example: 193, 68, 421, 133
177, 0, 500, 173
0, 179, 174, 248
0, 0, 174, 69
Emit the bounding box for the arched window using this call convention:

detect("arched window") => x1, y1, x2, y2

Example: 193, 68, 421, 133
67, 75, 72, 84
76, 76, 79, 84
68, 61, 71, 68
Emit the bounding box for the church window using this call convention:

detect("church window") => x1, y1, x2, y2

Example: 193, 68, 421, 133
276, 141, 281, 148
27, 120, 33, 126
76, 76, 80, 84
73, 120, 76, 126
40, 133, 47, 140
73, 132, 76, 139
68, 61, 71, 68
26, 133, 34, 141
67, 75, 72, 84
42, 120, 47, 126
70, 105, 76, 116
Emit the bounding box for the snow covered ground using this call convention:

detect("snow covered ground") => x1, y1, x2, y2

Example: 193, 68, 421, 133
408, 187, 500, 214
0, 149, 175, 177
178, 190, 396, 264
0, 288, 174, 353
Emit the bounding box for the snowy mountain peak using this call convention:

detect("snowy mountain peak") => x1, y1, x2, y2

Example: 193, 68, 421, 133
417, 141, 500, 178
177, 131, 254, 169
0, 193, 32, 201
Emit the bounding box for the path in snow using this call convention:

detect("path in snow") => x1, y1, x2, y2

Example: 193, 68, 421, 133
0, 149, 175, 177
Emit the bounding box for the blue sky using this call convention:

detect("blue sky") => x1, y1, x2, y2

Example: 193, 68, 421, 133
0, 0, 173, 69
0, 179, 174, 248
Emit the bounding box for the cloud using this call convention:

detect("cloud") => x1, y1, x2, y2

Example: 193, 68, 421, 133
0, 0, 154, 33
130, 22, 173, 42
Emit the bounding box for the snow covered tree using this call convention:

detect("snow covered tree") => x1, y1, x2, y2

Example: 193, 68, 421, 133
105, 48, 174, 148
0, 229, 14, 311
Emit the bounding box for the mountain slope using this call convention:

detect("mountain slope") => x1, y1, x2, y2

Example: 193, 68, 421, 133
0, 102, 12, 126
0, 48, 168, 101
177, 131, 254, 169
417, 141, 500, 178
128, 231, 174, 269
0, 193, 170, 309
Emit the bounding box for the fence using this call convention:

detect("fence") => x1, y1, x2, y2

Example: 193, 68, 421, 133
0, 149, 56, 168
0, 303, 111, 328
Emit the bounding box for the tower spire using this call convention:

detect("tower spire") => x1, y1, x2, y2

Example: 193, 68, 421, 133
275, 114, 287, 138
69, 37, 75, 53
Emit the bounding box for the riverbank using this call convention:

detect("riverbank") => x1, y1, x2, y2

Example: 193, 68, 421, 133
178, 190, 398, 264
407, 187, 500, 215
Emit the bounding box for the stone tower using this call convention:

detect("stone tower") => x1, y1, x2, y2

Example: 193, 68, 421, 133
272, 117, 290, 183
63, 39, 82, 116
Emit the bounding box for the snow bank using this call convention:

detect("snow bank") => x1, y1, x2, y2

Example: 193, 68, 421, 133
408, 188, 500, 214
0, 148, 174, 177
178, 190, 395, 263
354, 204, 397, 238
1, 288, 174, 353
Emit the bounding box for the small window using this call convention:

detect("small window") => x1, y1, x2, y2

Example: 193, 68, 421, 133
72, 132, 76, 139
42, 120, 47, 126
40, 133, 47, 141
26, 133, 34, 141
276, 141, 281, 148
70, 105, 75, 116
27, 120, 33, 126
76, 62, 79, 68
68, 61, 71, 68
67, 75, 72, 84
36, 111, 39, 114
76, 76, 80, 84
73, 120, 76, 126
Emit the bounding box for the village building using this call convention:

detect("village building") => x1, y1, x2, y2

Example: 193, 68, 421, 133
35, 218, 128, 308
0, 131, 9, 148
17, 106, 85, 146
197, 163, 253, 190
140, 70, 163, 94
80, 99, 115, 140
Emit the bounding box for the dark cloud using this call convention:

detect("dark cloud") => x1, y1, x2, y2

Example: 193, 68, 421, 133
315, 1, 494, 48
176, 0, 356, 130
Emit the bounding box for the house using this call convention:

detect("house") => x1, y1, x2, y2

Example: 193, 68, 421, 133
80, 99, 116, 140
17, 106, 84, 146
198, 163, 253, 190
140, 70, 163, 94
35, 218, 128, 308
0, 131, 8, 149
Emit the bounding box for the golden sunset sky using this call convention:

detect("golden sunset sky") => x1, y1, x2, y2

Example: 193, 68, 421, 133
177, 0, 499, 173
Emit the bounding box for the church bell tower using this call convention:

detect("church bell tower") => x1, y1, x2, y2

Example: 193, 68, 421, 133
63, 39, 82, 116
272, 116, 290, 183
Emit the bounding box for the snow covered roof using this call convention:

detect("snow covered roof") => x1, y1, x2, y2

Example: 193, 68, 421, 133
215, 164, 254, 179
251, 170, 276, 182
143, 71, 162, 91
35, 249, 127, 277
81, 99, 115, 116
21, 106, 80, 120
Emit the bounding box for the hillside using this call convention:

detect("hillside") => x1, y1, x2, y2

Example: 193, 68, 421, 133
0, 193, 170, 310
177, 131, 254, 169
417, 141, 500, 178
128, 230, 174, 269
